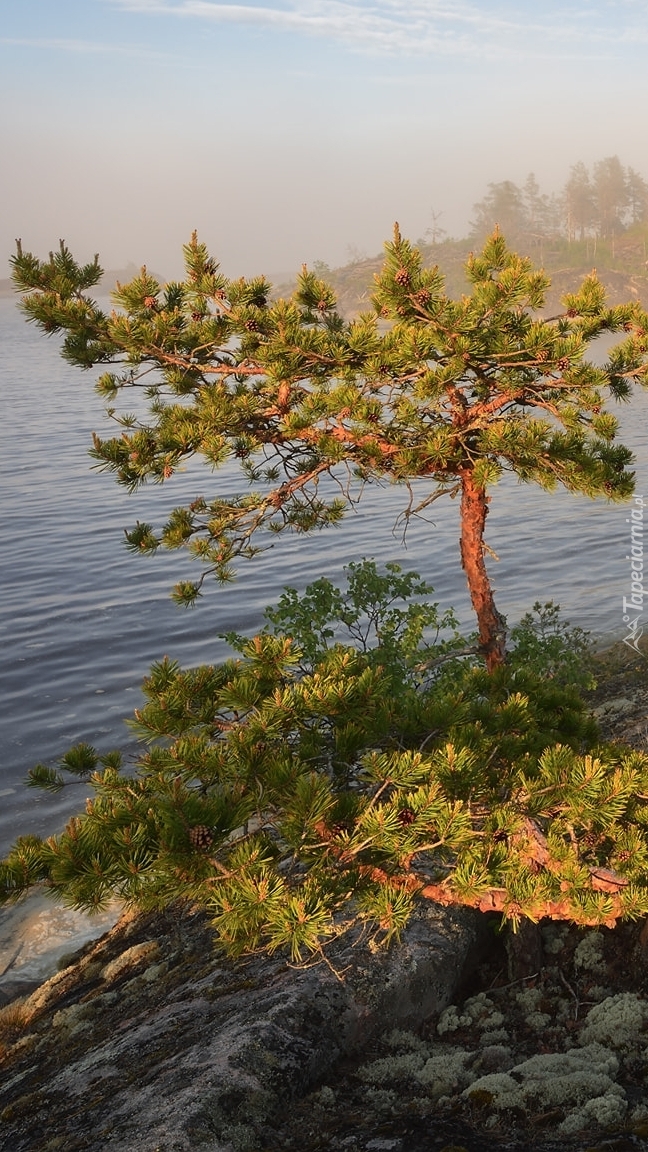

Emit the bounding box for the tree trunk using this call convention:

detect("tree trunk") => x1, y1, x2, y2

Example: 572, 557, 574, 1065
505, 920, 544, 981
459, 469, 507, 672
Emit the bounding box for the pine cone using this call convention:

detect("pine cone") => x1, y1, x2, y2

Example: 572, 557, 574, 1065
191, 312, 205, 322
316, 299, 329, 312
245, 319, 260, 332
536, 350, 549, 362
556, 357, 570, 372
189, 825, 213, 850
143, 296, 157, 309
581, 832, 600, 849
395, 267, 411, 287
380, 306, 391, 318
397, 808, 416, 826
414, 289, 431, 306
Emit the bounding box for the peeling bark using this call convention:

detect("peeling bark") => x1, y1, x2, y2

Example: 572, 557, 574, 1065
459, 468, 507, 671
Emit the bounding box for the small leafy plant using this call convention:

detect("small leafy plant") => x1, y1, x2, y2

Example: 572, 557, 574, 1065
508, 600, 596, 690
225, 559, 466, 684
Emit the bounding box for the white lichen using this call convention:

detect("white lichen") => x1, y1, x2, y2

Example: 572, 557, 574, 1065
52, 1002, 94, 1030
362, 1088, 396, 1113
558, 1091, 627, 1135
477, 1045, 512, 1071
384, 1029, 429, 1054
358, 1051, 426, 1083
525, 1012, 552, 1031
462, 1042, 623, 1126
462, 992, 494, 1022
437, 992, 507, 1039
463, 1071, 521, 1111
542, 922, 570, 955
579, 993, 648, 1051
479, 1029, 509, 1045
416, 1049, 477, 1098
515, 987, 542, 1013
587, 985, 611, 1002
102, 941, 159, 983
556, 999, 573, 1023
573, 931, 606, 976
437, 1005, 472, 1035
142, 961, 168, 984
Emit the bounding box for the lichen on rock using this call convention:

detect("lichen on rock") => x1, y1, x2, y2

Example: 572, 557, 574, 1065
578, 991, 648, 1050
463, 1042, 624, 1132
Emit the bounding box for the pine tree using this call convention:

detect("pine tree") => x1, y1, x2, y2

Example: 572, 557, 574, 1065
593, 156, 629, 240
470, 181, 527, 244
564, 162, 595, 242
2, 572, 647, 960
625, 167, 648, 226
11, 230, 648, 669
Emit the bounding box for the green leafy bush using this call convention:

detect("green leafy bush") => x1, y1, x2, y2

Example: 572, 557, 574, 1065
225, 559, 466, 683
508, 600, 596, 689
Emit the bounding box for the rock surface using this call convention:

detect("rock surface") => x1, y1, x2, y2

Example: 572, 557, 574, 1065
0, 900, 482, 1151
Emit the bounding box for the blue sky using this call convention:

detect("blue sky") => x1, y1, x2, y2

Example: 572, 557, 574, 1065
2, 1, 648, 277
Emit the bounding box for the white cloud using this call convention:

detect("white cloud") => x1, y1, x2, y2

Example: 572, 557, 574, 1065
105, 0, 648, 58
0, 36, 169, 59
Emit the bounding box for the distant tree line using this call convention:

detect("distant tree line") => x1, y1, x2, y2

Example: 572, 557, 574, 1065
468, 158, 648, 255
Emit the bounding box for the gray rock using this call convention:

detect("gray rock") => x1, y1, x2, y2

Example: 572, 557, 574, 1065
0, 978, 41, 1006
0, 901, 481, 1151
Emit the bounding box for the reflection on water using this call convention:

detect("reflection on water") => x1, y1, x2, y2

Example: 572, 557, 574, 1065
0, 892, 121, 993
0, 299, 646, 855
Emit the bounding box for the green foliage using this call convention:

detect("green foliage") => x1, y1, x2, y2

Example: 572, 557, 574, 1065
9, 223, 648, 953
470, 158, 648, 251
2, 572, 641, 960
10, 229, 647, 624
508, 601, 596, 690
225, 559, 463, 681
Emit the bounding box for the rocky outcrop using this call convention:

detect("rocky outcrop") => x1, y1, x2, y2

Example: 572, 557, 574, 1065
0, 900, 481, 1152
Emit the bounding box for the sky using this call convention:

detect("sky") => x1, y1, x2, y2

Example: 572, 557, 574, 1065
2, 1, 648, 278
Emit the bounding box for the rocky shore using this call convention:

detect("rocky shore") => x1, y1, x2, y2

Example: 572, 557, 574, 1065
1, 642, 647, 1152
0, 900, 483, 1151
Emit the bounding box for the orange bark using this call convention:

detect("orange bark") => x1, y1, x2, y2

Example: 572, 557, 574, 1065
459, 469, 507, 671
418, 880, 622, 929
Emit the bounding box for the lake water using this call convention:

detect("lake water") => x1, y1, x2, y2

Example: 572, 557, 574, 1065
1, 296, 646, 858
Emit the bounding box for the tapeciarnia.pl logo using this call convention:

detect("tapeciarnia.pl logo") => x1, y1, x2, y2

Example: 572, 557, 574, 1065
622, 494, 645, 654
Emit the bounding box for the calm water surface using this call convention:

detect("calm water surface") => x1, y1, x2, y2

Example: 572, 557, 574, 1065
1, 297, 646, 855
